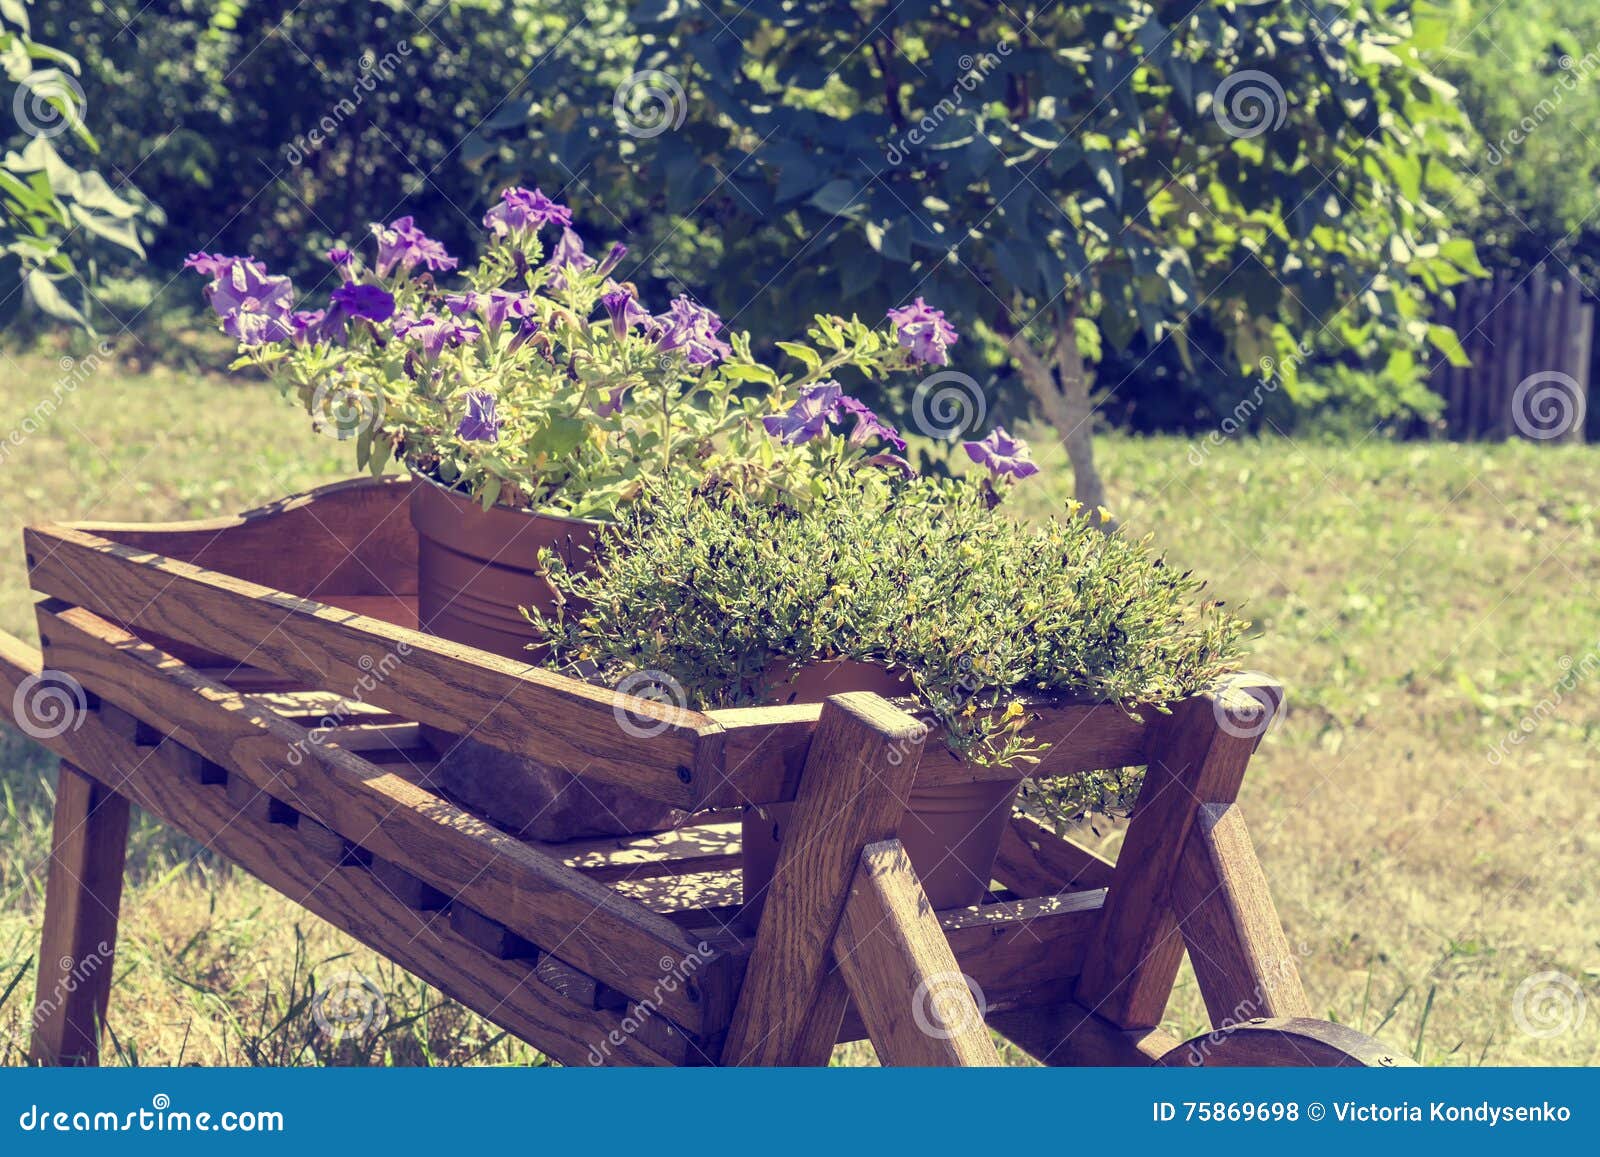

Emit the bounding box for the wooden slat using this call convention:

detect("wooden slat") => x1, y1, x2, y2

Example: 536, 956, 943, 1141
1074, 686, 1268, 1028
538, 820, 743, 883
1171, 803, 1310, 1023
26, 524, 711, 809
720, 694, 927, 1065
53, 725, 701, 1066
832, 840, 1001, 1066
700, 700, 1147, 810
938, 888, 1104, 1009
29, 763, 129, 1066
34, 601, 733, 1036
993, 814, 1116, 896
66, 475, 419, 598
988, 999, 1180, 1066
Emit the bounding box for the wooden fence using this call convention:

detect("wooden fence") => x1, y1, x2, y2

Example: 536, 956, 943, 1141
1432, 267, 1592, 443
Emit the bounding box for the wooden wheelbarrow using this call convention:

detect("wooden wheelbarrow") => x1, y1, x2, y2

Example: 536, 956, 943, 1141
5, 478, 1406, 1067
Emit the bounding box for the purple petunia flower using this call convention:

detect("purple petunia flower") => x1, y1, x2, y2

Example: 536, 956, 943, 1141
483, 186, 572, 238
763, 382, 844, 446
596, 242, 627, 279
327, 247, 357, 282
330, 282, 396, 323
456, 391, 501, 442
887, 297, 959, 366
192, 256, 295, 347
654, 295, 732, 367
600, 285, 651, 340
838, 396, 907, 452
963, 426, 1039, 479
290, 310, 328, 346
543, 228, 596, 293
595, 385, 628, 418
395, 313, 481, 357
369, 215, 458, 279
444, 289, 536, 333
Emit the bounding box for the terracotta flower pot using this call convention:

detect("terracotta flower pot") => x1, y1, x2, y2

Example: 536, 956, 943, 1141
409, 479, 684, 840
740, 659, 1019, 926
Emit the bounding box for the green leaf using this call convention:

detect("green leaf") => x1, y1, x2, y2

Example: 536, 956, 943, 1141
24, 268, 85, 326
808, 179, 863, 216
776, 341, 822, 373
1426, 323, 1470, 368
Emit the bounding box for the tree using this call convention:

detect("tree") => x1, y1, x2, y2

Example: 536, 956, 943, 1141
1, 0, 147, 328
497, 0, 1480, 507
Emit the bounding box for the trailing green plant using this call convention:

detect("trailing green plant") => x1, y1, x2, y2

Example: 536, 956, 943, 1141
527, 471, 1246, 823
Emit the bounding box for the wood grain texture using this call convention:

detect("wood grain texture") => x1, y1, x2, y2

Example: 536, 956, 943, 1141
993, 814, 1116, 897
720, 694, 926, 1066
1074, 688, 1266, 1028
51, 724, 705, 1066
988, 999, 1180, 1067
27, 523, 709, 808
28, 763, 129, 1066
1172, 803, 1310, 1024
937, 888, 1104, 1010
35, 601, 732, 1035
832, 840, 1001, 1066
700, 700, 1148, 810
65, 475, 419, 598
1159, 1018, 1412, 1068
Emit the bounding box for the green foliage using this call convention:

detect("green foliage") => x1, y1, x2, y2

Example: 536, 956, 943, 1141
490, 0, 1481, 425
528, 473, 1245, 824
0, 0, 148, 328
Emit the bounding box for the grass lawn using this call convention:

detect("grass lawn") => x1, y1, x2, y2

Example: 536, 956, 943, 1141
0, 351, 1596, 1066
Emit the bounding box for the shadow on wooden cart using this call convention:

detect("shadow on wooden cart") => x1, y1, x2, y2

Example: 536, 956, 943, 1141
3, 478, 1409, 1068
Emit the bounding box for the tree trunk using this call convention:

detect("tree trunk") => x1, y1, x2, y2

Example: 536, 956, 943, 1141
1007, 317, 1109, 514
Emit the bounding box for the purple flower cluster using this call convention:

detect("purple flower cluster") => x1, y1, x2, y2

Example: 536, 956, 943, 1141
887, 297, 959, 366
457, 390, 501, 442
653, 296, 732, 367
394, 312, 481, 358
483, 187, 572, 239
444, 289, 536, 333
601, 285, 651, 340
370, 216, 457, 279
763, 382, 906, 452
544, 228, 595, 293
184, 253, 295, 346
963, 426, 1038, 479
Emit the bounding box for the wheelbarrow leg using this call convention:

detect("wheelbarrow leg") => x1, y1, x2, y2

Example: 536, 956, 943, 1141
30, 761, 130, 1066
832, 840, 1000, 1066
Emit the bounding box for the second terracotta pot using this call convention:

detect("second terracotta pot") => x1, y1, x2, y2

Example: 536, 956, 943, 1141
740, 660, 1019, 925
409, 480, 684, 840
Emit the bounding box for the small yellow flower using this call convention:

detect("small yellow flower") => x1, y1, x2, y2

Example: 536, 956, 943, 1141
1003, 700, 1024, 721
1097, 505, 1113, 524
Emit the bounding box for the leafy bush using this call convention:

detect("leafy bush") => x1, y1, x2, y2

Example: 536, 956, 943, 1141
2, 0, 149, 329
528, 473, 1245, 820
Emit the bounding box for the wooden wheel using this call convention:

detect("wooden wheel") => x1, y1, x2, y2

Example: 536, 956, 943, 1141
1158, 1017, 1414, 1067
